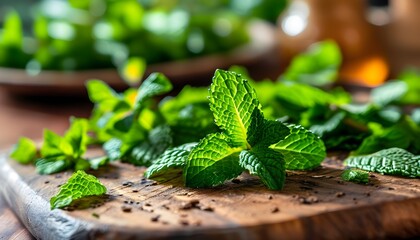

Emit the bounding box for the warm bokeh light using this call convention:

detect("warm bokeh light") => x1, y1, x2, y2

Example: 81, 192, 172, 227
340, 56, 389, 87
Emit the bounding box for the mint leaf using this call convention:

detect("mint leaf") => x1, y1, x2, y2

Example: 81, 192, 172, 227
250, 119, 290, 148
64, 118, 89, 159
88, 156, 109, 170
124, 125, 173, 166
239, 148, 285, 190
50, 170, 107, 209
412, 108, 420, 125
184, 133, 243, 188
169, 103, 218, 146
86, 80, 120, 105
354, 116, 420, 155
103, 138, 122, 161
41, 130, 73, 158
281, 40, 342, 86
134, 72, 173, 113
345, 148, 420, 178
272, 125, 326, 170
209, 69, 261, 148
341, 169, 369, 184
309, 111, 346, 137
396, 69, 420, 104
145, 143, 197, 179
371, 81, 408, 107
10, 137, 37, 164
36, 158, 72, 175
2, 10, 23, 47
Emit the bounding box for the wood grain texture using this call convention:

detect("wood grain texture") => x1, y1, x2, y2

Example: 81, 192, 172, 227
0, 197, 34, 240
0, 151, 419, 240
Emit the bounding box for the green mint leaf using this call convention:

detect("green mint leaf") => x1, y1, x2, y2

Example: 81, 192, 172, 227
64, 118, 89, 159
209, 69, 262, 148
354, 116, 420, 155
113, 113, 135, 133
341, 169, 369, 184
145, 143, 197, 180
50, 170, 107, 209
271, 124, 326, 170
281, 40, 342, 86
10, 137, 37, 164
2, 10, 23, 47
124, 125, 173, 166
396, 69, 420, 104
36, 157, 73, 175
103, 138, 122, 161
41, 130, 73, 158
134, 72, 173, 113
168, 103, 218, 146
412, 108, 420, 125
371, 81, 408, 107
86, 80, 120, 104
309, 111, 346, 137
345, 148, 420, 178
160, 86, 209, 124
89, 156, 109, 170
239, 148, 285, 190
184, 133, 243, 188
248, 119, 290, 148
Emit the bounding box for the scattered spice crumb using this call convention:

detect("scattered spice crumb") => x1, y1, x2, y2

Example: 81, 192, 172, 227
122, 181, 134, 187
194, 221, 202, 226
179, 219, 189, 226
268, 195, 273, 200
335, 192, 345, 198
369, 174, 376, 178
151, 215, 161, 222
201, 206, 214, 212
44, 181, 50, 184
162, 204, 170, 210
388, 187, 395, 190
132, 189, 139, 193
307, 196, 319, 203
92, 213, 100, 219
365, 192, 371, 197
271, 207, 280, 213
161, 221, 169, 225
180, 199, 200, 210
145, 203, 152, 207
180, 213, 188, 218
121, 205, 132, 213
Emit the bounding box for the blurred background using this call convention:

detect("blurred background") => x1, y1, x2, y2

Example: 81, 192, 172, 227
2, 0, 420, 239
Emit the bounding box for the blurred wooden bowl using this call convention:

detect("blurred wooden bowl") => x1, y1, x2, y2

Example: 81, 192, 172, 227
0, 21, 276, 97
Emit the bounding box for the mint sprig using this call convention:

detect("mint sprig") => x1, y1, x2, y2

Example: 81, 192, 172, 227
146, 69, 327, 189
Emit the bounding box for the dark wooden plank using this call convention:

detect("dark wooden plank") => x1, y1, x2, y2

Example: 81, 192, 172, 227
1, 150, 419, 240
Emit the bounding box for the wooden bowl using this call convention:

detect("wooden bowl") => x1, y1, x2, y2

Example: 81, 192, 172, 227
0, 21, 276, 97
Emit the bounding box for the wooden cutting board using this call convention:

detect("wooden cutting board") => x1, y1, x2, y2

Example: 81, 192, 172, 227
0, 149, 419, 240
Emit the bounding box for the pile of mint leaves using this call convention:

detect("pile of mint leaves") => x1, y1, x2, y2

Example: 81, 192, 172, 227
10, 41, 420, 197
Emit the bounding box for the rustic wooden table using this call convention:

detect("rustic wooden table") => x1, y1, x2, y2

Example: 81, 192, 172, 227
0, 89, 93, 239
0, 54, 284, 239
